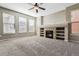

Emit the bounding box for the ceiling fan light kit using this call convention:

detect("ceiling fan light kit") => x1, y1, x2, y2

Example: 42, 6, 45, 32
34, 6, 39, 9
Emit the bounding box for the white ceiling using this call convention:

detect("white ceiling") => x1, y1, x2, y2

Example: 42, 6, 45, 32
0, 3, 75, 17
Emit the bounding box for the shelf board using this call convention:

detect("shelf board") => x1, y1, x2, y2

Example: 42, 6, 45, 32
56, 36, 64, 38
40, 35, 44, 36
40, 33, 44, 34
56, 30, 64, 31
40, 32, 44, 33
56, 33, 64, 35
40, 34, 44, 35
56, 38, 64, 40
40, 31, 44, 32
56, 32, 64, 34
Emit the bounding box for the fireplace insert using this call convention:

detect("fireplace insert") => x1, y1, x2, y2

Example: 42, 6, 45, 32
46, 30, 53, 39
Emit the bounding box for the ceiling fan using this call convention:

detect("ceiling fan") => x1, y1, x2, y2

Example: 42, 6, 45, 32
28, 3, 46, 13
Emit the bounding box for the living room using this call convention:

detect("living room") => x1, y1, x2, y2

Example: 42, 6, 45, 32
0, 2, 79, 56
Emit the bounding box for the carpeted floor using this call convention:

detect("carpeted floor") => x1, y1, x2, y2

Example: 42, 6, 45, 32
0, 36, 79, 56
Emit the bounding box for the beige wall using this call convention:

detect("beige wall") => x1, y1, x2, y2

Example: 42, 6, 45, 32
0, 7, 36, 39
36, 16, 42, 36
43, 10, 66, 25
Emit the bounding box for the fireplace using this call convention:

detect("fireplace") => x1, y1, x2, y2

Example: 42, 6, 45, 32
46, 30, 53, 39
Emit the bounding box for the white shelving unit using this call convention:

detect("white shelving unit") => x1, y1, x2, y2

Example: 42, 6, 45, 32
39, 24, 68, 41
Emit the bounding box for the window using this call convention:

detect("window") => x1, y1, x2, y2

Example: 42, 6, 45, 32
19, 17, 27, 33
28, 19, 35, 32
71, 10, 79, 33
3, 13, 15, 34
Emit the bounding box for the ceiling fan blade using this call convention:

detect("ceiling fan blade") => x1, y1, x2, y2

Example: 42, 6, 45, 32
27, 3, 34, 6
39, 3, 43, 5
36, 9, 38, 13
28, 7, 34, 10
39, 7, 45, 10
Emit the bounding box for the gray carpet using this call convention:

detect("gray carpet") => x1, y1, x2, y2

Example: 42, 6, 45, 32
0, 36, 79, 56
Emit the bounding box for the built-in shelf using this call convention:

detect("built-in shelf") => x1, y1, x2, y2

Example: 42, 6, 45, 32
56, 34, 64, 36
56, 27, 64, 30
56, 37, 64, 40
40, 28, 44, 37
56, 36, 64, 38
56, 27, 65, 40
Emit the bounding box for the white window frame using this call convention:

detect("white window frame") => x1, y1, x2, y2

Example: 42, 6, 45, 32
3, 12, 15, 34
19, 17, 27, 33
